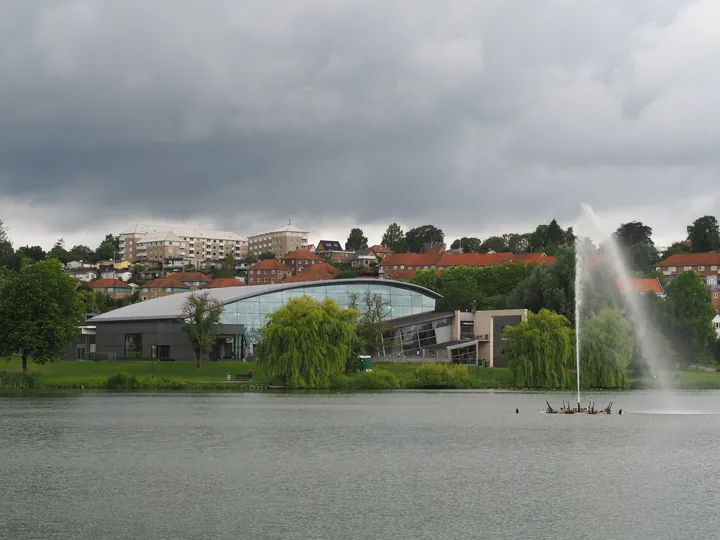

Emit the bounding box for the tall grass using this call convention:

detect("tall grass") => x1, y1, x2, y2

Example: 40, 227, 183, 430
411, 363, 472, 389
0, 370, 41, 388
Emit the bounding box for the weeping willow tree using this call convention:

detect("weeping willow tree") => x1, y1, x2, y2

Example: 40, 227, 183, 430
502, 309, 573, 389
580, 308, 634, 389
256, 296, 360, 388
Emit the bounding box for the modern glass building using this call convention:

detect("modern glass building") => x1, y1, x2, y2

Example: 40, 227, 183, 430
87, 279, 441, 361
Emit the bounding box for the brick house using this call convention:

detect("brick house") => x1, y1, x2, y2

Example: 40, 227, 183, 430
615, 278, 665, 297
246, 259, 291, 285
203, 278, 245, 288
89, 278, 133, 300
140, 277, 189, 300
379, 249, 555, 280
171, 271, 211, 288
284, 263, 340, 283
279, 249, 324, 276
656, 253, 720, 310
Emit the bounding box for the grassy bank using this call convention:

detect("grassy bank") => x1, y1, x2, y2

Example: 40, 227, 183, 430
3, 356, 718, 391
1, 356, 515, 391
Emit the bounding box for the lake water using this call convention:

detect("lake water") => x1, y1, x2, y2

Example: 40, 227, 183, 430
2, 390, 720, 540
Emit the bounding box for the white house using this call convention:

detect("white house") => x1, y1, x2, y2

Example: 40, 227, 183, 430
66, 260, 96, 270
101, 269, 133, 282
66, 267, 98, 282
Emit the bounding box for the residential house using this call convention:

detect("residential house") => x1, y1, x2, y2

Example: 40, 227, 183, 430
100, 268, 132, 282
66, 267, 98, 282
66, 260, 96, 270
379, 249, 556, 280
140, 277, 190, 300
199, 259, 253, 273
284, 263, 340, 283
656, 253, 720, 310
368, 245, 393, 260
315, 240, 356, 264
615, 278, 665, 297
713, 314, 720, 337
89, 278, 133, 300
247, 222, 309, 257
246, 259, 292, 285
279, 249, 324, 276
172, 272, 211, 288
120, 224, 248, 266
352, 248, 379, 268
203, 278, 246, 288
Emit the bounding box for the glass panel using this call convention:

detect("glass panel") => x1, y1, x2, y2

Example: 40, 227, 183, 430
125, 334, 142, 358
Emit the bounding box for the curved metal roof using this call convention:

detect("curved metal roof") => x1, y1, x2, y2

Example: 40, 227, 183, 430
88, 278, 441, 322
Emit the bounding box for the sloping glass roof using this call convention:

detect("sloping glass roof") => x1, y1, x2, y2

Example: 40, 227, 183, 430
88, 279, 441, 322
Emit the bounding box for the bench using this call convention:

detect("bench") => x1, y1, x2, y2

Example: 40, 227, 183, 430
235, 373, 253, 381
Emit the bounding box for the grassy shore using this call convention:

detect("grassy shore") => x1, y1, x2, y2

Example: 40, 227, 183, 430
0, 356, 515, 390
2, 356, 719, 390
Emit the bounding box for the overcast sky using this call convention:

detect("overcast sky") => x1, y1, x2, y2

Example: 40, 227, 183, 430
2, 0, 718, 251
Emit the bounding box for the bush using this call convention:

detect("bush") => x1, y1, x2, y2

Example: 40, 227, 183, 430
345, 355, 364, 374
138, 376, 188, 390
412, 363, 472, 389
0, 370, 41, 388
347, 369, 400, 390
105, 373, 140, 390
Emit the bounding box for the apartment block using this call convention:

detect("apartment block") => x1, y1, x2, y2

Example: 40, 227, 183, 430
120, 224, 248, 266
247, 223, 309, 257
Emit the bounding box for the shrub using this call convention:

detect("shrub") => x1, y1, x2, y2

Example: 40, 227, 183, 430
0, 370, 41, 388
105, 373, 140, 390
348, 369, 400, 390
413, 363, 472, 389
345, 355, 364, 374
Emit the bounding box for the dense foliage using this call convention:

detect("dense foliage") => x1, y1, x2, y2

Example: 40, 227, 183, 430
412, 263, 533, 312
580, 309, 634, 389
405, 225, 445, 253
381, 223, 407, 253
502, 309, 573, 389
0, 259, 85, 371
257, 297, 359, 388
345, 228, 368, 251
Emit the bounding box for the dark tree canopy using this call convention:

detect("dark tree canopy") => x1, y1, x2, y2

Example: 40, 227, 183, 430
381, 223, 407, 253
46, 238, 70, 264
687, 215, 720, 253
662, 242, 691, 259
479, 236, 507, 253
450, 237, 483, 253
94, 234, 121, 262
345, 228, 368, 251
405, 225, 444, 253
15, 245, 46, 264
68, 245, 94, 262
614, 221, 654, 248
258, 251, 276, 260
0, 220, 14, 267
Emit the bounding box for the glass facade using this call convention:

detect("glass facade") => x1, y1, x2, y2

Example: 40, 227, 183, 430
220, 282, 436, 330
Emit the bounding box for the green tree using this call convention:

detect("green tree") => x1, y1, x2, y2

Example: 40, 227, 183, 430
688, 215, 720, 253
68, 245, 94, 262
215, 254, 236, 278
405, 225, 444, 253
502, 309, 573, 389
661, 242, 691, 259
480, 236, 507, 253
451, 237, 483, 253
504, 233, 530, 253
661, 271, 717, 365
0, 259, 85, 371
381, 223, 407, 253
614, 221, 653, 248
349, 292, 392, 356
46, 238, 70, 264
0, 220, 14, 268
547, 219, 565, 245
345, 228, 368, 251
180, 291, 225, 368
257, 296, 359, 388
580, 308, 634, 389
629, 241, 659, 274
15, 245, 46, 264
94, 234, 120, 262
258, 251, 276, 260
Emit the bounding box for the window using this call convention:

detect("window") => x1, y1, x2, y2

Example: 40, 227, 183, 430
684, 266, 692, 271
713, 266, 718, 271
715, 293, 719, 299
699, 266, 705, 271
151, 345, 171, 359
670, 266, 676, 272
125, 334, 142, 358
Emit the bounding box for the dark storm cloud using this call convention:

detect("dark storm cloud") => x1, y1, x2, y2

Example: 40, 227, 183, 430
0, 0, 716, 243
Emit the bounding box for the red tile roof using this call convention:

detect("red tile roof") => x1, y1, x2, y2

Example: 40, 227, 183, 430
90, 278, 129, 289
172, 271, 211, 282
284, 263, 340, 283
280, 249, 323, 261
369, 245, 393, 255
381, 251, 556, 269
203, 278, 245, 288
248, 259, 291, 271
657, 253, 720, 266
379, 248, 444, 268
616, 278, 663, 295
142, 277, 189, 289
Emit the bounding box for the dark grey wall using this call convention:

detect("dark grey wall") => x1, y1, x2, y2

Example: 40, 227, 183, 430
95, 320, 244, 360
492, 315, 522, 367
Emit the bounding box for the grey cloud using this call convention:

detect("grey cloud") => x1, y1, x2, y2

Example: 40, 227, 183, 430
0, 0, 716, 246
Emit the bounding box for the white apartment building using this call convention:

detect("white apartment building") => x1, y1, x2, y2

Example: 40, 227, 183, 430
247, 223, 309, 257
120, 225, 248, 266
